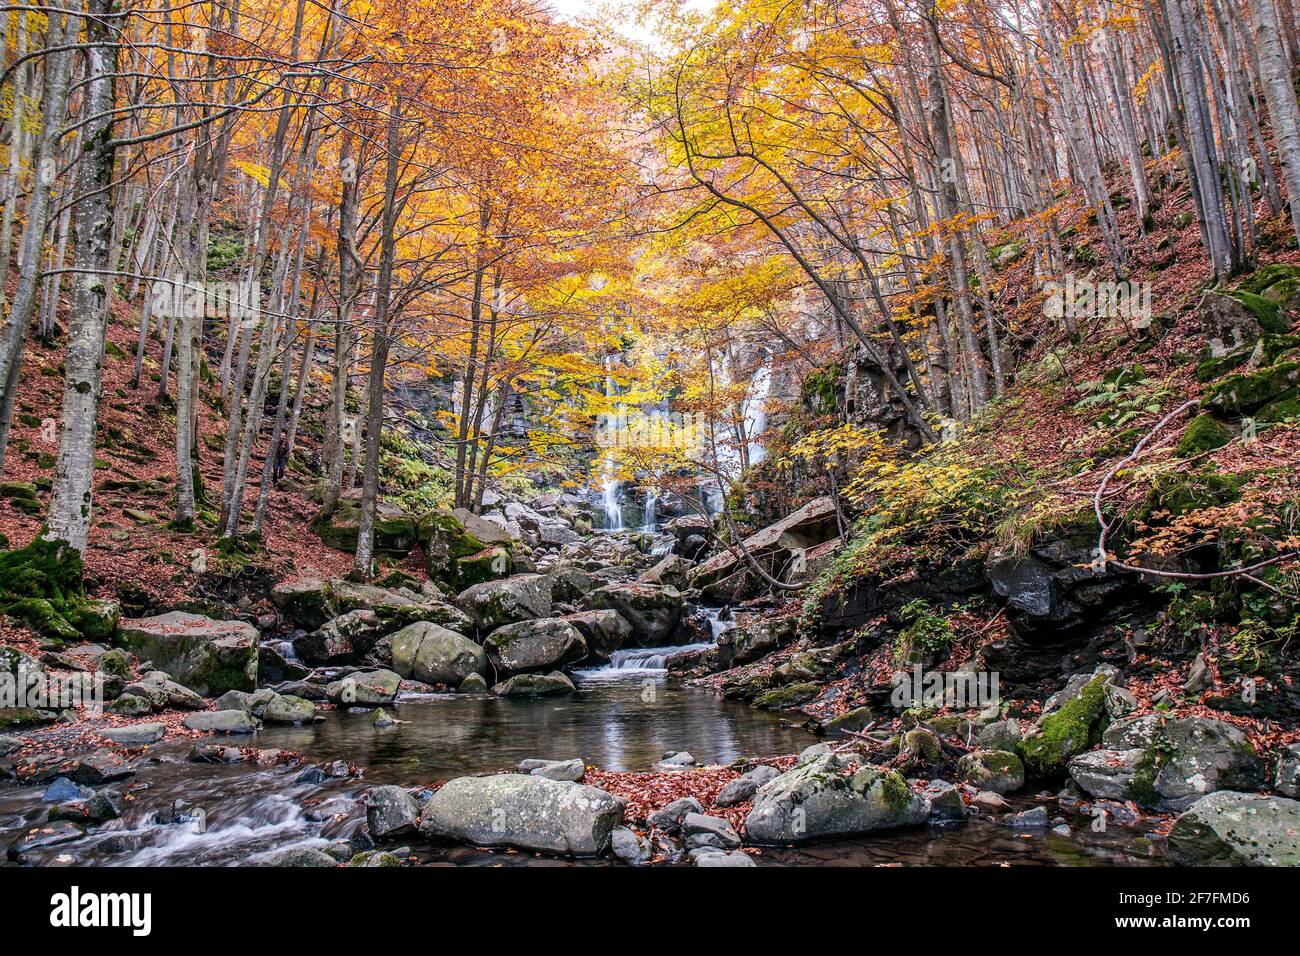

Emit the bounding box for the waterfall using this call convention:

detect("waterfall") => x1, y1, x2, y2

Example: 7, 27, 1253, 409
641, 487, 658, 532
742, 359, 772, 467
574, 607, 733, 681
601, 358, 623, 530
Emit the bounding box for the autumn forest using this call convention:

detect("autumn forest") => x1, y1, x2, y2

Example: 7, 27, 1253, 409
0, 0, 1298, 884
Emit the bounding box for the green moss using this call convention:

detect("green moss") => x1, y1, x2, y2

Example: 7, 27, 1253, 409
1142, 468, 1248, 519
1176, 413, 1234, 457
753, 682, 820, 710
1205, 362, 1299, 416
1223, 290, 1289, 333
1128, 732, 1177, 808
1016, 673, 1109, 776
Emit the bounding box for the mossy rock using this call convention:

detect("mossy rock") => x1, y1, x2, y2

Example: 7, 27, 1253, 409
753, 682, 820, 710
1017, 673, 1109, 777
0, 538, 99, 641
1235, 263, 1300, 315
1221, 290, 1289, 333
1141, 468, 1248, 520
1259, 394, 1300, 424
417, 511, 490, 588
1176, 413, 1234, 457
312, 500, 417, 556
455, 546, 512, 590
1204, 362, 1299, 416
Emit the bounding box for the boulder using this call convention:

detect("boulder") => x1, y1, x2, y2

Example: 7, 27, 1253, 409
182, 710, 261, 734
293, 610, 383, 665
490, 671, 575, 698
389, 622, 487, 686
689, 497, 838, 595
744, 752, 929, 843
419, 773, 624, 856
715, 765, 781, 808
957, 751, 1025, 795
525, 758, 585, 782
694, 849, 757, 867
366, 785, 419, 839
262, 694, 316, 725
581, 584, 683, 645
1274, 743, 1300, 798
312, 498, 417, 555
638, 554, 691, 590
270, 577, 336, 630
324, 669, 401, 707
485, 618, 587, 675
99, 722, 165, 746
120, 671, 205, 711
562, 610, 633, 660
1017, 669, 1112, 776
118, 612, 258, 697
647, 796, 704, 833
456, 574, 553, 632
682, 812, 741, 850
1067, 715, 1262, 810
1168, 792, 1300, 866
610, 826, 650, 864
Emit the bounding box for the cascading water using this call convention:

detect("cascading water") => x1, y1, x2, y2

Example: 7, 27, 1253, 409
741, 359, 772, 467
601, 357, 624, 530
574, 607, 735, 681
641, 488, 658, 532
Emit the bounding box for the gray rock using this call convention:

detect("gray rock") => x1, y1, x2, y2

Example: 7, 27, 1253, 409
527, 758, 585, 782
181, 710, 261, 734
294, 610, 383, 665
324, 669, 401, 707
610, 826, 650, 864
418, 773, 624, 857
107, 693, 154, 717
262, 694, 315, 725
99, 722, 165, 746
744, 753, 929, 843
581, 583, 683, 645
682, 812, 741, 850
458, 673, 488, 693
1274, 743, 1300, 798
456, 574, 553, 631
957, 750, 1025, 795
1067, 715, 1263, 810
484, 618, 587, 676
366, 785, 420, 839
715, 765, 780, 807
265, 847, 338, 867
1168, 792, 1300, 866
1005, 806, 1049, 828
490, 671, 575, 697
117, 612, 258, 697
562, 610, 633, 659
694, 849, 757, 867
390, 622, 487, 685
920, 780, 968, 823
977, 718, 1022, 752
0, 734, 21, 757
647, 796, 704, 833
121, 672, 204, 711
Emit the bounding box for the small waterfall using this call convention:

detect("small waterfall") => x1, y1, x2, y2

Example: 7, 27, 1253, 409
575, 642, 714, 679
706, 607, 737, 641
742, 359, 772, 467
601, 357, 624, 531
641, 488, 658, 532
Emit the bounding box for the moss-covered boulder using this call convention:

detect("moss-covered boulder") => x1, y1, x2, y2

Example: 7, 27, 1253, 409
753, 681, 820, 711
269, 577, 336, 630
1204, 362, 1299, 416
490, 671, 576, 697
1067, 715, 1262, 811
1017, 671, 1110, 777
1176, 413, 1235, 457
311, 499, 417, 556
456, 574, 553, 632
324, 668, 401, 707
0, 538, 118, 643
580, 583, 683, 645
390, 621, 487, 685
744, 752, 929, 843
484, 618, 587, 676
117, 612, 258, 697
957, 750, 1026, 794
417, 511, 505, 590
1168, 792, 1300, 866
1235, 263, 1300, 317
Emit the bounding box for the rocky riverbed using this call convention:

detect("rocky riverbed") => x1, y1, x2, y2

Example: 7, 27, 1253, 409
3, 492, 1300, 867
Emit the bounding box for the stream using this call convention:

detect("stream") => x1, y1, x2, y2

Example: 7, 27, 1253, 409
0, 665, 1168, 867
